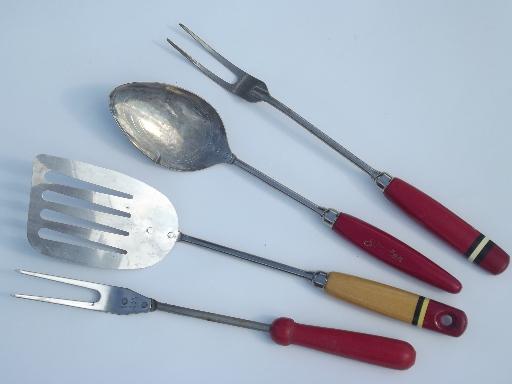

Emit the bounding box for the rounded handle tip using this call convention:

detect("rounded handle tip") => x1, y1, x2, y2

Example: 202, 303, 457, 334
444, 278, 463, 294
393, 342, 416, 370
478, 244, 509, 275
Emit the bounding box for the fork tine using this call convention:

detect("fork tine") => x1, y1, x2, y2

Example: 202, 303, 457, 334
17, 270, 108, 291
15, 270, 154, 315
13, 294, 97, 310
178, 23, 246, 76
14, 270, 104, 311
166, 37, 233, 91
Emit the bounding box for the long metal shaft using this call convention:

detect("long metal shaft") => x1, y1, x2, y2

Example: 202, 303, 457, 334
259, 92, 382, 180
179, 233, 315, 281
230, 156, 325, 216
154, 301, 270, 332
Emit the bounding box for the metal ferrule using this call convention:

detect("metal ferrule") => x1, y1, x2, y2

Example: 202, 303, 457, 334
311, 271, 328, 288
374, 172, 393, 190
321, 208, 339, 227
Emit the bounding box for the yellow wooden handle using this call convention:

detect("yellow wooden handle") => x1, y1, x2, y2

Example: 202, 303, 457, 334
325, 272, 429, 326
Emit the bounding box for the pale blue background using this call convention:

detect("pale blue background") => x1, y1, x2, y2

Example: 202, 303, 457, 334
0, 1, 510, 383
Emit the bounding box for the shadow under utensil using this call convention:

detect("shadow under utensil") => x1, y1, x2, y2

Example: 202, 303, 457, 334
0, 157, 34, 256
154, 39, 174, 57
0, 269, 13, 295
154, 23, 183, 58
60, 83, 150, 164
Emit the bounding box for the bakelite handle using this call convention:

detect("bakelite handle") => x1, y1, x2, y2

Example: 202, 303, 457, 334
324, 272, 467, 337
384, 178, 509, 274
332, 213, 462, 293
270, 317, 415, 370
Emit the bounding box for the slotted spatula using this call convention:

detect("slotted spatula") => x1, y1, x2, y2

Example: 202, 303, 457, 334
27, 154, 467, 336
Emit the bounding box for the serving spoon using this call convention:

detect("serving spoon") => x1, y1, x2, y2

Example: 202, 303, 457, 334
109, 82, 460, 293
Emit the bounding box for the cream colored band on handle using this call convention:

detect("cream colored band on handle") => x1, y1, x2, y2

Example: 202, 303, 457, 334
468, 236, 490, 263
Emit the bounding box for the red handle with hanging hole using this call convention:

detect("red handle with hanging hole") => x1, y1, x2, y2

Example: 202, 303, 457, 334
421, 299, 468, 337
384, 178, 509, 274
332, 213, 462, 293
270, 318, 415, 370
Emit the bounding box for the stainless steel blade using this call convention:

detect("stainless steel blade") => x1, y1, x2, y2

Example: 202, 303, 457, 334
27, 154, 179, 269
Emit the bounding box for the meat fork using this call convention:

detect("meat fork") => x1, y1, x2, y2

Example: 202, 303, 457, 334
14, 270, 415, 370
166, 24, 509, 275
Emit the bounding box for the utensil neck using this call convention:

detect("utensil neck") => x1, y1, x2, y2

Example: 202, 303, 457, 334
154, 301, 270, 332
179, 233, 315, 281
260, 92, 382, 180
230, 156, 324, 216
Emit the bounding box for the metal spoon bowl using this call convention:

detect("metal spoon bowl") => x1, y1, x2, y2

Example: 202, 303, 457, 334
110, 82, 326, 215
110, 82, 232, 171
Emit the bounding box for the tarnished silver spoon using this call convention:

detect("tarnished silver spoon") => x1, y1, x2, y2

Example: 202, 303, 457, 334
109, 82, 461, 293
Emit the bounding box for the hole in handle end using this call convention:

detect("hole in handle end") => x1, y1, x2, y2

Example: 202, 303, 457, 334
422, 300, 468, 337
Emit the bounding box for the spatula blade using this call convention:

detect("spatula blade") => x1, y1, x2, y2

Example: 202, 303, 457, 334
27, 154, 179, 269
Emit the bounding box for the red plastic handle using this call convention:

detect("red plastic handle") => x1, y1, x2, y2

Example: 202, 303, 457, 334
384, 178, 509, 274
333, 213, 462, 293
270, 318, 415, 370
